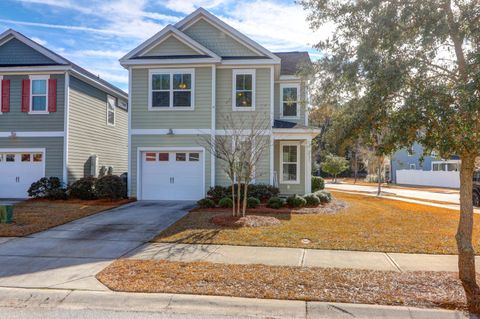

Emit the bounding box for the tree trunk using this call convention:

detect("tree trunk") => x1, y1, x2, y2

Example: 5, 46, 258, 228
333, 174, 337, 183
377, 163, 382, 196
456, 154, 480, 314
236, 181, 242, 217
353, 151, 358, 184
231, 182, 236, 217
242, 181, 249, 217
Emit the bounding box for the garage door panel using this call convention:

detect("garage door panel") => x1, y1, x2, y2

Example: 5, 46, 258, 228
140, 150, 204, 200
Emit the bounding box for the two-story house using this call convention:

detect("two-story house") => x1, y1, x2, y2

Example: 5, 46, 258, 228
0, 29, 128, 198
121, 8, 320, 200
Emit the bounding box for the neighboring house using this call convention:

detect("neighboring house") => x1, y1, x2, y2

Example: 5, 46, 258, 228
390, 142, 460, 187
121, 8, 320, 200
0, 29, 128, 198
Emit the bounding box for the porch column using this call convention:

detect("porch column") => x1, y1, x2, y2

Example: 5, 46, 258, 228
305, 137, 312, 193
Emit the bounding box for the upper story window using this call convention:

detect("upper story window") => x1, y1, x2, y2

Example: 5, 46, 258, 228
107, 95, 116, 126
280, 83, 300, 119
30, 75, 49, 114
232, 69, 255, 111
149, 69, 194, 110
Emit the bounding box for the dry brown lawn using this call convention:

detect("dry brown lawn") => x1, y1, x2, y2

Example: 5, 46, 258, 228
154, 192, 479, 254
0, 198, 134, 237
97, 259, 468, 311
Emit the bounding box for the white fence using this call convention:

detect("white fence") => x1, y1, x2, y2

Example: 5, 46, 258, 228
396, 170, 460, 188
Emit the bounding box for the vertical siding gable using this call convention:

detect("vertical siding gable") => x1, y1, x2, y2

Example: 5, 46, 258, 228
142, 36, 199, 57
0, 74, 65, 132
183, 19, 260, 57
0, 38, 58, 66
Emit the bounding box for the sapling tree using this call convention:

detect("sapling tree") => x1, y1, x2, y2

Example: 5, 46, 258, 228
321, 154, 349, 183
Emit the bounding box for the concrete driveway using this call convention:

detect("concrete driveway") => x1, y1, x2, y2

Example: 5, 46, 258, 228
0, 201, 193, 291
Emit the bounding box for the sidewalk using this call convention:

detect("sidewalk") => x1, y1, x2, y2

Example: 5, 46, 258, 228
0, 286, 473, 319
127, 242, 478, 272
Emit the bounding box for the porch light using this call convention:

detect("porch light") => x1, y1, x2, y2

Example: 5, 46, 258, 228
178, 82, 187, 89
167, 128, 174, 135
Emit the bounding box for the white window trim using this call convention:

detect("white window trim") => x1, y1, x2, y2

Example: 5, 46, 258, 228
232, 69, 255, 111
431, 159, 461, 171
29, 74, 50, 115
280, 82, 300, 119
280, 141, 300, 184
106, 95, 116, 127
0, 75, 3, 115
148, 68, 195, 111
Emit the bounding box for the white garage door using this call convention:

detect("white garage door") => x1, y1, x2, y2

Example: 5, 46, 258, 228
141, 150, 204, 200
0, 151, 45, 199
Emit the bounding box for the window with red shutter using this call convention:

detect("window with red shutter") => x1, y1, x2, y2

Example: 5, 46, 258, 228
48, 78, 57, 112
21, 79, 30, 112
1, 79, 9, 113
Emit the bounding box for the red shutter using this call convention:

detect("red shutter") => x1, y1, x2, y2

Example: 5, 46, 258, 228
48, 79, 57, 112
1, 80, 9, 113
21, 79, 30, 112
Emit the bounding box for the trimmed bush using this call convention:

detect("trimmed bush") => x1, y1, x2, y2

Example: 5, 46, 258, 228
28, 177, 67, 200
303, 193, 321, 206
94, 175, 126, 199
314, 190, 332, 203
311, 176, 325, 192
247, 197, 261, 208
68, 176, 97, 200
286, 194, 307, 208
197, 198, 215, 208
207, 186, 230, 203
248, 184, 280, 201
267, 197, 284, 209
218, 197, 233, 208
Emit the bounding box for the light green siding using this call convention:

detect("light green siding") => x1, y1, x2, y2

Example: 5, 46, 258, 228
274, 81, 306, 125
142, 36, 198, 56
216, 68, 271, 129
67, 76, 128, 183
0, 136, 64, 180
0, 74, 65, 132
183, 19, 259, 57
130, 135, 212, 197
274, 140, 306, 195
131, 67, 212, 129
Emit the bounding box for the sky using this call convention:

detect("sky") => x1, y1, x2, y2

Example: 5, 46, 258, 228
0, 0, 327, 92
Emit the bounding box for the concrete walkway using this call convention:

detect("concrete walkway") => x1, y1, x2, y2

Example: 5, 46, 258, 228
0, 286, 474, 319
0, 201, 193, 291
128, 242, 477, 272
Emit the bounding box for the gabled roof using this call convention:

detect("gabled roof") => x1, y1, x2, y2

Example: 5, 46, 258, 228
274, 51, 311, 76
175, 8, 280, 63
0, 29, 127, 99
120, 25, 221, 63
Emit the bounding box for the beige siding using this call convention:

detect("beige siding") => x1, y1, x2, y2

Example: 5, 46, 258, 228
274, 140, 306, 195
130, 135, 212, 197
183, 19, 259, 57
67, 76, 128, 183
216, 68, 271, 129
131, 67, 212, 129
274, 81, 306, 125
142, 36, 198, 56
0, 136, 64, 180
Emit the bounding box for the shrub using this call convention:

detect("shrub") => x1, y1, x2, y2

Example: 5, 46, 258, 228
314, 190, 332, 203
94, 175, 126, 199
267, 197, 284, 209
247, 197, 261, 208
248, 184, 280, 201
197, 198, 215, 208
286, 194, 307, 208
207, 186, 230, 203
218, 197, 233, 208
311, 176, 325, 192
303, 193, 321, 206
68, 176, 97, 200
28, 177, 66, 200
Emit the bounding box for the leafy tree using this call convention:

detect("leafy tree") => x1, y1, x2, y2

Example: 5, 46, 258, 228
321, 154, 349, 183
301, 0, 480, 312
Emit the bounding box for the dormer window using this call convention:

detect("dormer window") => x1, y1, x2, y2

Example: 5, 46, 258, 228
149, 69, 194, 110
232, 69, 255, 111
280, 83, 300, 119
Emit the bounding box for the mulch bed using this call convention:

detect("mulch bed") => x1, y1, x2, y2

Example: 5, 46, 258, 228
210, 215, 281, 227
97, 259, 469, 311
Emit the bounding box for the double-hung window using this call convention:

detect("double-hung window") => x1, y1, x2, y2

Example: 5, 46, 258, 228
280, 83, 300, 118
149, 69, 194, 110
107, 95, 116, 126
280, 142, 300, 184
30, 75, 49, 114
232, 69, 255, 111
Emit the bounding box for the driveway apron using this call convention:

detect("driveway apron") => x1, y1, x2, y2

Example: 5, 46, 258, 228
0, 201, 193, 291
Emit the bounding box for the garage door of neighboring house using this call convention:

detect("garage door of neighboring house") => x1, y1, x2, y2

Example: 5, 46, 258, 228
140, 149, 204, 200
0, 149, 45, 198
